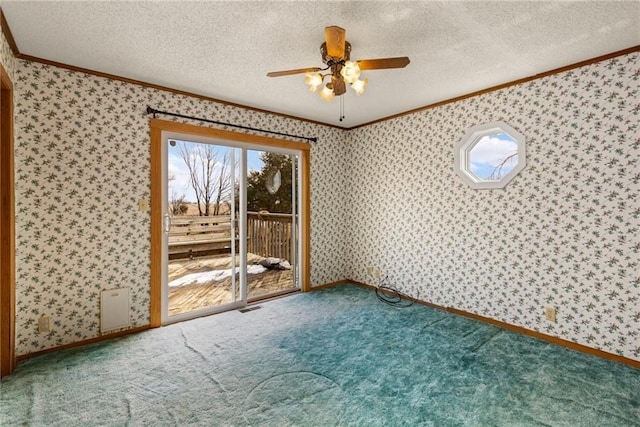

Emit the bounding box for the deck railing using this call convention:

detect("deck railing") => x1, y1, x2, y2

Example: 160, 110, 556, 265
168, 215, 236, 258
247, 212, 293, 261
168, 212, 293, 260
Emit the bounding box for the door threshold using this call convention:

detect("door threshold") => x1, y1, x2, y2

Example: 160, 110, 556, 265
164, 300, 245, 325
248, 288, 300, 304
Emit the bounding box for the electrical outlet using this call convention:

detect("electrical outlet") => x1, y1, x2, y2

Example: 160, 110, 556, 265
138, 198, 149, 212
366, 266, 372, 276
38, 315, 51, 333
374, 268, 381, 279
545, 306, 556, 323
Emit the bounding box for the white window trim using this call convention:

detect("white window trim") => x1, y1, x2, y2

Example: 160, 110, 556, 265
454, 121, 526, 190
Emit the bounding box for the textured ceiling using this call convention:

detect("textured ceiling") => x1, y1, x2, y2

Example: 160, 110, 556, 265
2, 1, 639, 127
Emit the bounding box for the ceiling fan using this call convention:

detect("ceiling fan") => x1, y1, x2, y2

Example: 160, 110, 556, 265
267, 26, 410, 101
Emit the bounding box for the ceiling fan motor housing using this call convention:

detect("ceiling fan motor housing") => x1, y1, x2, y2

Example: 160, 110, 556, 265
321, 41, 351, 65
321, 41, 351, 96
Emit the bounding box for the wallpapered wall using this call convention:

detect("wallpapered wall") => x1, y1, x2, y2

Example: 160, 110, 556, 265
0, 29, 16, 80
4, 19, 638, 362
345, 52, 639, 360
13, 60, 347, 355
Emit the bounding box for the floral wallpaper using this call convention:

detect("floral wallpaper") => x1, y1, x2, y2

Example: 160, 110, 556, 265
8, 30, 639, 363
345, 52, 639, 361
0, 28, 16, 81
13, 60, 347, 355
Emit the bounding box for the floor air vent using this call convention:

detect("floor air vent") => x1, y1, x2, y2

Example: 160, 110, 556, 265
238, 306, 262, 313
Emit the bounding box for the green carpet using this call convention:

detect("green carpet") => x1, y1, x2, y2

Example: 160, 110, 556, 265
2, 284, 639, 426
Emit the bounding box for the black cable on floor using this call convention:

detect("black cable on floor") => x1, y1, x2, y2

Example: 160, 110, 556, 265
375, 277, 416, 308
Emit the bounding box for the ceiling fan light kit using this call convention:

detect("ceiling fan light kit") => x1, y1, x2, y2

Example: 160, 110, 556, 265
318, 84, 336, 102
268, 25, 409, 103
340, 61, 361, 84
305, 65, 368, 101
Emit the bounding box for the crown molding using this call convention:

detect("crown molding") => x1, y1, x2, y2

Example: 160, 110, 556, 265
18, 53, 344, 131
0, 8, 638, 131
347, 45, 640, 130
0, 10, 19, 58
0, 8, 342, 131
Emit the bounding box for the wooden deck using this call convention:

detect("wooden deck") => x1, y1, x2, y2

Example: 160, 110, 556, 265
168, 257, 295, 316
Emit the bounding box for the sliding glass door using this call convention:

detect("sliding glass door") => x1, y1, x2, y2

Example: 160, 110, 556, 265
160, 132, 301, 324
246, 150, 299, 301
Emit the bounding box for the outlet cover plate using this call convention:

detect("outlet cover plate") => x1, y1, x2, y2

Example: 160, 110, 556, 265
545, 306, 556, 322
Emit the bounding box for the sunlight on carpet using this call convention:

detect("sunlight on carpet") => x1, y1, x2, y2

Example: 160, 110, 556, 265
1, 284, 639, 426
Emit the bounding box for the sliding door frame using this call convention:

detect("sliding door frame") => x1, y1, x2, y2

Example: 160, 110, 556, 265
160, 135, 245, 324
0, 63, 15, 377
149, 119, 310, 327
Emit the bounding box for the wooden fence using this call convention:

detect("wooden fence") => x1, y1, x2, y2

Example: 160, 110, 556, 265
168, 212, 293, 260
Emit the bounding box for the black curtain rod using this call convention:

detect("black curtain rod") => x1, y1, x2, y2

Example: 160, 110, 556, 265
146, 106, 318, 143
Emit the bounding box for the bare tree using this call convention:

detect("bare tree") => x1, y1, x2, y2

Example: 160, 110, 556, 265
487, 152, 518, 181
213, 151, 232, 215
167, 173, 186, 215
178, 142, 232, 216
170, 190, 188, 215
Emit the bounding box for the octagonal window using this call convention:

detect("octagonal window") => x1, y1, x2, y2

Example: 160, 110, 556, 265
454, 121, 526, 189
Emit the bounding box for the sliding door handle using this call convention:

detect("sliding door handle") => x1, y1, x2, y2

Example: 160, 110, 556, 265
163, 213, 172, 234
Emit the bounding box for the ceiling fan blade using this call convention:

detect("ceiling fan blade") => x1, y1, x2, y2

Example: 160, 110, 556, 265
356, 57, 410, 70
324, 26, 346, 58
266, 67, 322, 77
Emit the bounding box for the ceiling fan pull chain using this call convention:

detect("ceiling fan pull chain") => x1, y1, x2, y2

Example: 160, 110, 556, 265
339, 96, 345, 122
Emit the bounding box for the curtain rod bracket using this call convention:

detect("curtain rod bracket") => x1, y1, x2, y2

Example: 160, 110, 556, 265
146, 106, 157, 118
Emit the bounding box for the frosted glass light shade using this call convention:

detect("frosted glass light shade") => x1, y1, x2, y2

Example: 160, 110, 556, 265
319, 85, 335, 101
351, 78, 368, 95
305, 73, 323, 92
340, 61, 361, 84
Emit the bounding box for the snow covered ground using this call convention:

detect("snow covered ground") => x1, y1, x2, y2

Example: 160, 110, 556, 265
169, 264, 267, 287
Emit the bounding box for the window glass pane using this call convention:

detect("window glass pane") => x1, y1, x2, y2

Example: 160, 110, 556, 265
468, 132, 519, 181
